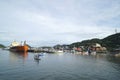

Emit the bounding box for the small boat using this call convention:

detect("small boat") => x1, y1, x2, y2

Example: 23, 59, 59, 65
34, 54, 41, 60
34, 57, 41, 60
9, 41, 28, 52
55, 49, 64, 53
38, 53, 45, 56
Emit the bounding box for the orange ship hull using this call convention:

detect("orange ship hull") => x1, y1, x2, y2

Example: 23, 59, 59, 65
10, 45, 28, 52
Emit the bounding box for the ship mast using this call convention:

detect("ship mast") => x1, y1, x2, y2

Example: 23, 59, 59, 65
24, 41, 26, 45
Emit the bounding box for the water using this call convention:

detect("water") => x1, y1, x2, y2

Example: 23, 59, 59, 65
0, 49, 120, 80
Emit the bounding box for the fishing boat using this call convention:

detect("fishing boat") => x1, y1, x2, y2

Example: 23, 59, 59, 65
9, 41, 28, 52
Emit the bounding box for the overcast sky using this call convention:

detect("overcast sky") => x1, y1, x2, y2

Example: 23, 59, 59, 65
0, 0, 120, 46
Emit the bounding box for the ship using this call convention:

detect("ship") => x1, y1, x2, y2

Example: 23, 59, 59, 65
9, 41, 28, 52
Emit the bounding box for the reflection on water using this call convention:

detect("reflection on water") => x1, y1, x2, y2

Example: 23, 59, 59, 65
9, 51, 28, 62
106, 55, 120, 64
34, 58, 41, 65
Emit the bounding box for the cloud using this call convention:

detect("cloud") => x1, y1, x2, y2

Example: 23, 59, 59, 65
0, 0, 120, 46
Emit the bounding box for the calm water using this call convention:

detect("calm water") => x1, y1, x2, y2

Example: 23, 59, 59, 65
0, 49, 120, 80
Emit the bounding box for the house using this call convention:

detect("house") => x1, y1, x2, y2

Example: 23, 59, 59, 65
91, 43, 107, 52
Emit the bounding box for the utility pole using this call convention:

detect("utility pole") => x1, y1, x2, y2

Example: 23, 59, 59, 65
115, 29, 117, 34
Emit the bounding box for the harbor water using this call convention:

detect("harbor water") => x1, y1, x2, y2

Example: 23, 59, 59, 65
0, 49, 120, 80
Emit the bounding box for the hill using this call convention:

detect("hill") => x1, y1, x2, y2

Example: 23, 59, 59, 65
0, 44, 6, 48
102, 33, 120, 51
70, 33, 120, 51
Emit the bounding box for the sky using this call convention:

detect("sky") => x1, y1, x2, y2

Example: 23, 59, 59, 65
0, 0, 120, 46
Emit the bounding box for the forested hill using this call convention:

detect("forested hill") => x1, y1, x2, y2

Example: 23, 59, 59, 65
102, 33, 120, 51
70, 33, 120, 51
0, 44, 6, 48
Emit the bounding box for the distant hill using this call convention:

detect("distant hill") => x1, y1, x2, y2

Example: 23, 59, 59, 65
0, 44, 6, 48
70, 38, 101, 47
70, 33, 120, 51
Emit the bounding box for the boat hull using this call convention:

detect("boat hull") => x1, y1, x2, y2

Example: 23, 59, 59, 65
10, 45, 28, 52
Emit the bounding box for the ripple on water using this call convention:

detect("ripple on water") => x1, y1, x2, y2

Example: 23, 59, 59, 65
0, 50, 120, 80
